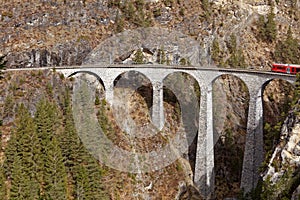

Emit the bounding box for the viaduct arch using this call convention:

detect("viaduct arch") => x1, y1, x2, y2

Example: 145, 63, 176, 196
57, 64, 296, 198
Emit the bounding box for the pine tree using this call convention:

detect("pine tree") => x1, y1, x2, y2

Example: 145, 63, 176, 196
0, 55, 6, 69
226, 34, 247, 68
283, 27, 299, 63
10, 155, 39, 200
0, 164, 5, 200
6, 104, 39, 200
10, 156, 30, 200
275, 27, 300, 64
3, 127, 17, 178
34, 99, 67, 199
43, 137, 67, 200
74, 155, 108, 200
133, 49, 145, 64
115, 11, 124, 33
211, 38, 221, 65
0, 129, 6, 200
73, 164, 88, 199
265, 6, 277, 43
58, 88, 108, 199
59, 89, 85, 198
257, 15, 266, 41
293, 73, 300, 105
157, 48, 166, 64
227, 34, 237, 54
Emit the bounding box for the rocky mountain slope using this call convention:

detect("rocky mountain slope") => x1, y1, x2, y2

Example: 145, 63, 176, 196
261, 98, 300, 200
1, 0, 300, 199
0, 0, 299, 68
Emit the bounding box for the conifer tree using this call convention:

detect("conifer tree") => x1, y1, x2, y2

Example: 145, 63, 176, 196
74, 155, 109, 200
10, 155, 39, 200
6, 104, 39, 200
34, 99, 67, 198
59, 88, 108, 199
3, 127, 17, 178
60, 89, 81, 169
0, 130, 6, 200
257, 7, 277, 43
211, 38, 221, 65
265, 6, 277, 42
0, 55, 6, 69
59, 89, 85, 198
257, 15, 266, 40
0, 164, 5, 200
115, 11, 124, 33
133, 49, 145, 64
226, 34, 246, 68
42, 137, 67, 200
275, 26, 300, 64
74, 164, 88, 199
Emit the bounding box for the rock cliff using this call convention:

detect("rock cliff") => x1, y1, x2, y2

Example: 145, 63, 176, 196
0, 0, 299, 68
261, 100, 300, 199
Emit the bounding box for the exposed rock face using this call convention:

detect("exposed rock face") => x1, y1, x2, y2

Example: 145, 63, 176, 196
83, 27, 205, 66
7, 41, 92, 68
262, 102, 300, 199
212, 75, 249, 199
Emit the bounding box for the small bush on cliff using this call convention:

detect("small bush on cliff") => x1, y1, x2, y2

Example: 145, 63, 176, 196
256, 7, 277, 43
275, 26, 300, 64
0, 55, 7, 79
225, 34, 247, 68
133, 49, 145, 64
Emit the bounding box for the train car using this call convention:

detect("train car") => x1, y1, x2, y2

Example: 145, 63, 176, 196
271, 63, 300, 75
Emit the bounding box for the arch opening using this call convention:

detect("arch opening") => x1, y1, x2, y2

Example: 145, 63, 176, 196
163, 72, 201, 175
113, 70, 153, 111
68, 71, 106, 91
261, 79, 295, 172
212, 74, 250, 199
68, 71, 106, 102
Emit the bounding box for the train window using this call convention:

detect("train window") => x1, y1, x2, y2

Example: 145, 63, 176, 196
297, 68, 300, 72
287, 67, 290, 74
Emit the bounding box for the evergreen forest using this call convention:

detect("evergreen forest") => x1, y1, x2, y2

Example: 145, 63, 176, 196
0, 71, 109, 200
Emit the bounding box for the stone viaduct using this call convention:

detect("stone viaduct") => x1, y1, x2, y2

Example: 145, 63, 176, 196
57, 64, 296, 198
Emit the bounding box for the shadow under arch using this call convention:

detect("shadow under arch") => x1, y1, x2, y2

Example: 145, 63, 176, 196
68, 70, 106, 91
211, 74, 250, 199
162, 71, 201, 175
260, 78, 295, 171
113, 70, 153, 111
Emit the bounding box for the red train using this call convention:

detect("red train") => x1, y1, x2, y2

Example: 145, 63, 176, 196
271, 63, 300, 75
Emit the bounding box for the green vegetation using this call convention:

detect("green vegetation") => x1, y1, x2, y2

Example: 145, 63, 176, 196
225, 34, 246, 68
256, 7, 277, 43
211, 38, 222, 66
157, 48, 167, 64
115, 11, 125, 33
179, 58, 190, 66
0, 55, 7, 79
240, 80, 298, 199
261, 121, 282, 172
133, 49, 145, 64
1, 89, 109, 199
201, 0, 211, 20
275, 26, 300, 64
111, 0, 152, 28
